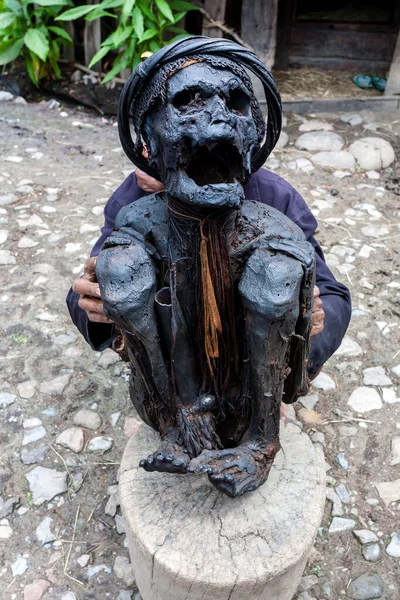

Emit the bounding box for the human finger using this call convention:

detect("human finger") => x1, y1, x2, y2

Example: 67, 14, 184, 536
135, 168, 165, 193
310, 308, 325, 338
72, 278, 101, 298
83, 256, 97, 280
312, 296, 323, 313
313, 285, 320, 299
86, 311, 113, 324
78, 296, 105, 314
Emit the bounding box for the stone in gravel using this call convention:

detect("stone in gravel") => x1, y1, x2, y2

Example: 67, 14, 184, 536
366, 170, 380, 180
339, 425, 357, 437
375, 479, 400, 505
0, 230, 8, 244
74, 409, 102, 430
295, 131, 344, 152
61, 594, 77, 600
311, 372, 335, 390
349, 137, 395, 170
0, 391, 16, 407
363, 366, 392, 386
18, 380, 36, 399
326, 487, 344, 517
114, 555, 135, 586
311, 431, 325, 446
18, 236, 38, 249
353, 530, 379, 545
117, 592, 133, 600
41, 205, 56, 213
299, 119, 333, 132
11, 554, 28, 576
347, 573, 384, 599
311, 151, 355, 169
275, 131, 289, 148
98, 348, 120, 368
88, 564, 111, 578
0, 518, 12, 538
37, 310, 58, 322
0, 250, 16, 265
21, 445, 49, 465
77, 554, 90, 567
336, 484, 350, 503
0, 496, 20, 518
25, 466, 67, 505
115, 514, 126, 534
334, 337, 363, 357
17, 214, 46, 228
366, 498, 380, 506
298, 393, 319, 410
22, 425, 46, 446
391, 364, 400, 377
341, 113, 362, 126
65, 242, 81, 253
23, 579, 50, 600
298, 574, 319, 592
0, 91, 13, 101
389, 437, 400, 466
328, 517, 356, 534
87, 436, 113, 454
65, 346, 83, 358
110, 411, 121, 426
56, 427, 84, 453
16, 185, 34, 195
287, 157, 314, 173
105, 492, 119, 517
362, 544, 381, 562
80, 223, 100, 234
348, 388, 382, 413
0, 194, 17, 205
386, 532, 400, 557
334, 170, 352, 178
39, 373, 72, 394
336, 453, 350, 470
23, 417, 42, 429
92, 205, 104, 216
36, 516, 56, 545
382, 388, 400, 404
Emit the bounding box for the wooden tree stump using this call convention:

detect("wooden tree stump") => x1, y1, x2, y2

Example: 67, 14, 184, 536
119, 422, 326, 600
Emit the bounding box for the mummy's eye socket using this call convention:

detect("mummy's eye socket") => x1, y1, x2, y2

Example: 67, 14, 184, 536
173, 89, 202, 109
226, 89, 250, 115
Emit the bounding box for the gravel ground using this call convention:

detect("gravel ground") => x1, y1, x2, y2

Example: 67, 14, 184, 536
0, 100, 399, 600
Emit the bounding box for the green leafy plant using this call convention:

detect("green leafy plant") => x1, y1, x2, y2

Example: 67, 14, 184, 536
57, 0, 198, 83
0, 0, 74, 85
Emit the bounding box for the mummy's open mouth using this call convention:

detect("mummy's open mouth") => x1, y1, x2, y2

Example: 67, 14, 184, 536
183, 142, 244, 187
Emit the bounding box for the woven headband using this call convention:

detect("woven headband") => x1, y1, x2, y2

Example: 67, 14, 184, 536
118, 36, 282, 179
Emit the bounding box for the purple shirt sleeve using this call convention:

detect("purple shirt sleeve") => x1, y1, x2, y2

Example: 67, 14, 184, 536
66, 172, 146, 350
67, 169, 351, 370
247, 169, 351, 373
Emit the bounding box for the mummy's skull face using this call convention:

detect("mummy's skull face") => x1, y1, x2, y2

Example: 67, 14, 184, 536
143, 62, 259, 208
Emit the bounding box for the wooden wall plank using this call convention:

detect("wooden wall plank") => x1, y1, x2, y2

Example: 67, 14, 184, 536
386, 28, 400, 94
241, 0, 278, 69
84, 0, 101, 71
63, 22, 75, 62
202, 0, 227, 38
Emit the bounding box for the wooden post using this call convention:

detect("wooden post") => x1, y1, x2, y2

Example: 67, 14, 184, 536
386, 27, 400, 95
202, 0, 227, 38
63, 22, 75, 62
84, 0, 101, 72
241, 0, 278, 69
